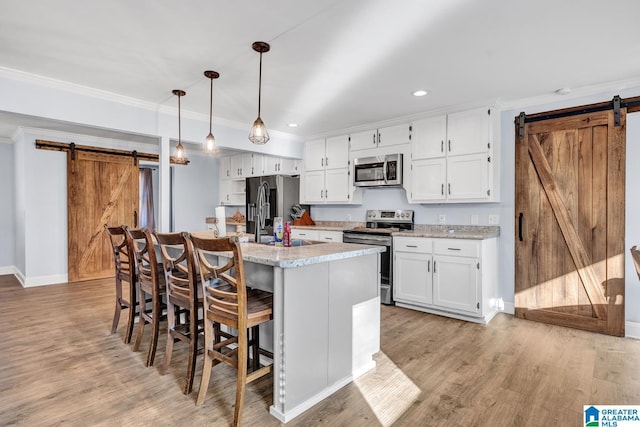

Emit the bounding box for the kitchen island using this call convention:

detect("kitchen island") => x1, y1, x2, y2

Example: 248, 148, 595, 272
191, 232, 385, 423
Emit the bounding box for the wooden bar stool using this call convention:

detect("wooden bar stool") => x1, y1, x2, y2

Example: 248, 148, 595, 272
190, 234, 273, 427
126, 227, 166, 367
155, 231, 203, 395
104, 225, 137, 344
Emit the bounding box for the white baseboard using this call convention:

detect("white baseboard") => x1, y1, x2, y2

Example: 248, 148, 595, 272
0, 265, 17, 276
502, 301, 515, 315
23, 273, 69, 287
3, 268, 68, 287
626, 321, 640, 339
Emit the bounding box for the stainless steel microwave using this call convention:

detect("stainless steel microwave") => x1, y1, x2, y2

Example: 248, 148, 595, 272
353, 153, 403, 187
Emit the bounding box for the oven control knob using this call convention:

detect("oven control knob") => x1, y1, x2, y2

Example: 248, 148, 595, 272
400, 213, 405, 218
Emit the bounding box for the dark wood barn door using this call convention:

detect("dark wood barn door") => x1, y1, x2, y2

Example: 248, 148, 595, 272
68, 151, 139, 282
515, 107, 625, 336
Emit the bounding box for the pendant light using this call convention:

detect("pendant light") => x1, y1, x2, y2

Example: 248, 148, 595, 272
249, 41, 270, 145
203, 70, 220, 154
172, 89, 186, 158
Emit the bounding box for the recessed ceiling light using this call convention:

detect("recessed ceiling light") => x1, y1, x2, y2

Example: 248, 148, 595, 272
555, 87, 571, 95
287, 123, 299, 128
412, 90, 428, 97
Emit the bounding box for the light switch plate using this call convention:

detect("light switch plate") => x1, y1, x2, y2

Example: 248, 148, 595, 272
438, 214, 446, 224
488, 214, 500, 225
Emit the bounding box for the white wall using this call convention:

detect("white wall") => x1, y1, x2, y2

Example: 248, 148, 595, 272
171, 153, 219, 232
312, 88, 640, 325
0, 141, 15, 272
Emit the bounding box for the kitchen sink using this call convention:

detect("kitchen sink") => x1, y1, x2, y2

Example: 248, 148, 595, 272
256, 237, 326, 246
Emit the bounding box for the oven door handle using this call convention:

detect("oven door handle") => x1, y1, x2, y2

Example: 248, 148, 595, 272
343, 234, 391, 245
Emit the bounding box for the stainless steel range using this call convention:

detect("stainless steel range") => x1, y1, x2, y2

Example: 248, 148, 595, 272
343, 209, 414, 305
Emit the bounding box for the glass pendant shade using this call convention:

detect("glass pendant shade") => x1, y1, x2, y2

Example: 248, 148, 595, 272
249, 41, 270, 145
204, 132, 217, 154
172, 89, 186, 158
249, 116, 269, 145
203, 70, 220, 154
175, 141, 185, 158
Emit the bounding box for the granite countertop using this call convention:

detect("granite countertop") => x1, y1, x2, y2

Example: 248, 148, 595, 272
190, 231, 385, 268
291, 221, 364, 232
393, 225, 500, 240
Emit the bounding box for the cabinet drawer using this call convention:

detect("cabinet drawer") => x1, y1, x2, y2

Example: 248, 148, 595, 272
433, 239, 479, 257
394, 237, 432, 253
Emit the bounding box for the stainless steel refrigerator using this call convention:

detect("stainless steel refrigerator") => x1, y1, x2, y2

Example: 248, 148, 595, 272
245, 175, 308, 240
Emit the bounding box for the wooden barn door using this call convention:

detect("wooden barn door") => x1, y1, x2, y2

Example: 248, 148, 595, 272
515, 106, 625, 336
68, 151, 139, 282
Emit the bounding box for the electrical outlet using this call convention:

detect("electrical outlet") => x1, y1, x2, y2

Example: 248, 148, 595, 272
470, 214, 479, 225
488, 214, 500, 225
438, 214, 446, 224
346, 214, 352, 221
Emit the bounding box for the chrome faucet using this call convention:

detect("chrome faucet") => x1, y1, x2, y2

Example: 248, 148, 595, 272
254, 180, 270, 242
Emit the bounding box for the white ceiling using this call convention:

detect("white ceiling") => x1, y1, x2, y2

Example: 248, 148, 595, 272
2, 0, 640, 140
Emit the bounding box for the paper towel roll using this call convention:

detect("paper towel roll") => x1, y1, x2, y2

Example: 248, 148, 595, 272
215, 206, 227, 237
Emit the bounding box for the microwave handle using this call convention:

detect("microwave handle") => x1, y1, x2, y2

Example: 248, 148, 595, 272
383, 158, 388, 184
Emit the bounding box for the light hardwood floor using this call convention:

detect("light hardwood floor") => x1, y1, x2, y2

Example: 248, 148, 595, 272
1, 274, 639, 426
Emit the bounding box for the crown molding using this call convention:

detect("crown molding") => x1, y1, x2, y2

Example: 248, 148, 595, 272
497, 76, 640, 112
0, 66, 158, 111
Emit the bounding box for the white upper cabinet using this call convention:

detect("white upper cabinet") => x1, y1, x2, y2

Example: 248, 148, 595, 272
324, 135, 350, 169
377, 124, 411, 148
303, 139, 326, 171
263, 156, 299, 175
350, 124, 411, 151
408, 107, 498, 204
412, 115, 447, 160
349, 130, 377, 151
300, 135, 358, 204
218, 152, 301, 206
219, 156, 231, 179
446, 107, 491, 156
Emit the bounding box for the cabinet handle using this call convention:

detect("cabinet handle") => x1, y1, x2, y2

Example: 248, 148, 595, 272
428, 259, 430, 273
434, 261, 436, 273
299, 233, 307, 236
405, 245, 418, 248
441, 183, 444, 195
447, 247, 461, 251
372, 134, 376, 145
320, 189, 323, 198
325, 189, 328, 198
448, 183, 451, 195
251, 167, 254, 175
378, 132, 381, 144
321, 158, 324, 167
325, 157, 328, 167
441, 140, 444, 152
448, 140, 451, 152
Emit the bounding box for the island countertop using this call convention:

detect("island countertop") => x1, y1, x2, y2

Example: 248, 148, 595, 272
190, 231, 385, 268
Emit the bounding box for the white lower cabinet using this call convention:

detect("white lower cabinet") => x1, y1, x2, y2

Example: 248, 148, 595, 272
393, 236, 498, 323
433, 254, 479, 315
394, 248, 433, 305
291, 228, 343, 242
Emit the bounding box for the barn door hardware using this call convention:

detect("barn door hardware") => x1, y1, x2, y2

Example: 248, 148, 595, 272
518, 112, 526, 139
69, 142, 76, 160
613, 95, 621, 126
